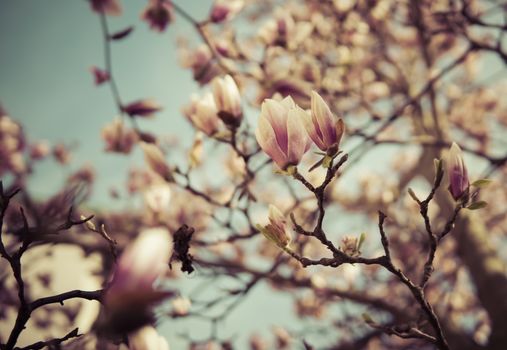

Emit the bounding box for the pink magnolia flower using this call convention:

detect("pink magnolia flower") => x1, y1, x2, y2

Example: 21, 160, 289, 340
104, 227, 172, 314
182, 93, 223, 136
101, 118, 137, 154
141, 0, 174, 32
300, 91, 345, 154
90, 0, 122, 16
447, 142, 469, 201
209, 0, 243, 23
90, 66, 110, 85
255, 96, 310, 170
211, 75, 243, 127
140, 142, 173, 182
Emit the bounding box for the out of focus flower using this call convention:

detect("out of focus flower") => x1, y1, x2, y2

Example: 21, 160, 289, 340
104, 227, 173, 332
182, 93, 223, 136
179, 44, 220, 85
300, 91, 345, 155
140, 142, 173, 182
141, 0, 174, 32
144, 183, 172, 213
209, 0, 243, 23
123, 99, 162, 118
53, 143, 71, 165
188, 132, 204, 168
29, 141, 50, 160
101, 118, 138, 154
90, 0, 122, 16
90, 66, 110, 85
255, 96, 310, 170
257, 205, 291, 248
128, 325, 170, 350
171, 296, 191, 316
447, 142, 469, 201
211, 75, 242, 127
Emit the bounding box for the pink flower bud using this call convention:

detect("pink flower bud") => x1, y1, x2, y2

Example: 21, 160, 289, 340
90, 0, 122, 16
255, 96, 310, 169
257, 205, 291, 248
301, 91, 345, 154
141, 0, 173, 32
140, 142, 173, 182
123, 99, 162, 117
447, 142, 469, 201
211, 75, 242, 127
104, 228, 172, 317
209, 0, 243, 23
101, 118, 137, 154
90, 66, 110, 85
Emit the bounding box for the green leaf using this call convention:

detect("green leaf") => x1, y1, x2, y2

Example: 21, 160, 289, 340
408, 188, 420, 203
357, 232, 366, 251
362, 313, 374, 324
471, 179, 492, 188
467, 201, 488, 210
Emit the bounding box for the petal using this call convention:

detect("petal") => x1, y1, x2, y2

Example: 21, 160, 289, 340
311, 91, 336, 147
299, 108, 327, 150
255, 114, 288, 169
262, 100, 289, 153
286, 107, 309, 165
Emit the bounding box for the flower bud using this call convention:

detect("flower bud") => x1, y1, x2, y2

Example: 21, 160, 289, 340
123, 99, 162, 118
447, 142, 469, 201
209, 0, 243, 23
90, 0, 121, 16
257, 205, 291, 248
255, 96, 311, 170
211, 75, 242, 127
141, 0, 174, 32
90, 66, 110, 85
140, 142, 173, 182
300, 91, 345, 154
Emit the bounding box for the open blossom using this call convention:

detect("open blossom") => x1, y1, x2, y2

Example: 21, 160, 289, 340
182, 93, 223, 136
90, 0, 121, 16
257, 205, 291, 248
447, 142, 469, 200
255, 96, 310, 170
300, 91, 345, 154
209, 0, 243, 23
211, 75, 242, 127
101, 118, 138, 154
141, 0, 174, 32
128, 325, 170, 350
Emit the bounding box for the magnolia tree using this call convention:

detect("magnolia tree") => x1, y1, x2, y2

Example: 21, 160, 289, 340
1, 0, 507, 349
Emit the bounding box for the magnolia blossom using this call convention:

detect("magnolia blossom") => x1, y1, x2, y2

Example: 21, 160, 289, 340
255, 96, 310, 169
104, 227, 172, 316
90, 0, 122, 16
123, 99, 162, 117
447, 142, 469, 200
257, 205, 291, 248
128, 325, 170, 350
182, 93, 223, 136
141, 0, 173, 32
209, 0, 243, 23
140, 142, 173, 182
144, 183, 172, 213
300, 91, 345, 154
211, 75, 242, 127
101, 118, 137, 154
